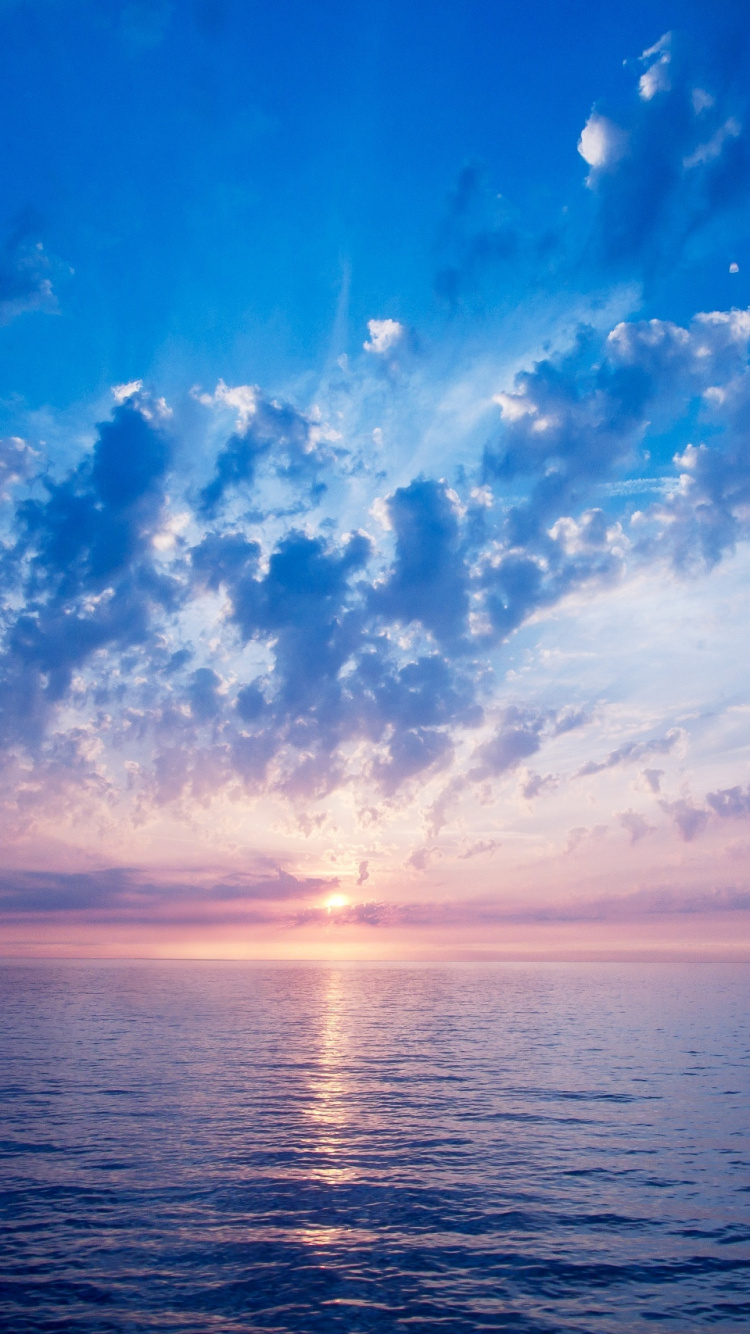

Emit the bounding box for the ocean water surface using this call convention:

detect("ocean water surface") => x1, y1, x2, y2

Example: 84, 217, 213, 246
0, 960, 748, 1332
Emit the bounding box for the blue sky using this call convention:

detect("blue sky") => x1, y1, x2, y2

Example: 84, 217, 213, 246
1, 0, 750, 958
2, 0, 743, 405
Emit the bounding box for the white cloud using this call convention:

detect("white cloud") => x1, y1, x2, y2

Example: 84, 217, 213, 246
683, 117, 741, 169
577, 113, 628, 178
638, 32, 672, 101
363, 318, 404, 354
192, 378, 259, 429
691, 88, 715, 115
112, 379, 143, 403
493, 390, 536, 421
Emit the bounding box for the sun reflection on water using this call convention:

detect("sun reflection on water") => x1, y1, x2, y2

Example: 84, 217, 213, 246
305, 970, 357, 1183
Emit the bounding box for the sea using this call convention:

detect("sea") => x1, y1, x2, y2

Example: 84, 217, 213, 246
0, 960, 748, 1332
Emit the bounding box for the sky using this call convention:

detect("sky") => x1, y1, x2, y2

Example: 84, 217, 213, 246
2, 0, 750, 959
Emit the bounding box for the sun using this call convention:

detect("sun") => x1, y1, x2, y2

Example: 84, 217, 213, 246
324, 894, 349, 910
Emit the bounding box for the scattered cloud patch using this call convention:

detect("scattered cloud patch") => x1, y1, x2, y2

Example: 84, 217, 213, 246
363, 319, 404, 354
577, 729, 681, 778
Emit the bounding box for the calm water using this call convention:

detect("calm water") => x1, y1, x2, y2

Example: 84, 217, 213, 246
0, 962, 748, 1333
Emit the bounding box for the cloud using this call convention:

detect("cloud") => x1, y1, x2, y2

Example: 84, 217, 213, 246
363, 319, 404, 354
374, 725, 453, 795
0, 222, 57, 324
1, 20, 750, 900
292, 883, 750, 931
187, 667, 224, 722
0, 864, 333, 919
618, 810, 654, 843
520, 771, 557, 800
471, 706, 546, 778
638, 33, 672, 102
0, 394, 175, 749
470, 705, 586, 781
705, 784, 750, 818
576, 729, 681, 778
0, 436, 36, 499
369, 479, 470, 649
458, 839, 501, 859
580, 28, 750, 273
683, 117, 741, 170
1, 290, 748, 835
197, 388, 329, 515
578, 113, 629, 176
659, 797, 709, 842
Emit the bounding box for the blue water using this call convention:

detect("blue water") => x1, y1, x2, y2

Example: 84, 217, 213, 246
0, 962, 748, 1332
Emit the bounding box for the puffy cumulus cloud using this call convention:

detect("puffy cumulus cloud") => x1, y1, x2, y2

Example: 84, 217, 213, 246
373, 724, 453, 796
705, 784, 750, 818
363, 319, 404, 354
610, 308, 750, 568
578, 113, 629, 178
369, 479, 470, 649
484, 303, 750, 578
0, 294, 745, 852
196, 386, 334, 515
0, 391, 176, 751
1, 282, 750, 859
580, 28, 750, 272
485, 331, 646, 513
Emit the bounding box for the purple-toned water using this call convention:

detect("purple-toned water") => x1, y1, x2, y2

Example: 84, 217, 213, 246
0, 961, 748, 1332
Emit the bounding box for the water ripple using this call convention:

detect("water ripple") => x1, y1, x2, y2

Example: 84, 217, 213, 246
0, 960, 748, 1332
